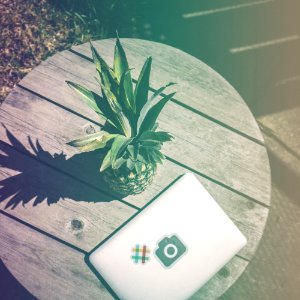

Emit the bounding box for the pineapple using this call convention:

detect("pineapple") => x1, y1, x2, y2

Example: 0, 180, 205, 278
66, 37, 176, 196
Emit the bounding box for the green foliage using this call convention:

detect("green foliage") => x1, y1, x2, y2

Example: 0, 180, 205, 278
134, 56, 152, 117
66, 37, 176, 173
114, 36, 134, 104
67, 131, 117, 151
66, 81, 103, 115
110, 135, 132, 169
138, 92, 176, 134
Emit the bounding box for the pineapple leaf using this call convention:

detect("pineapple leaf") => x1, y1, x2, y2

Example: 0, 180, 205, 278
113, 157, 127, 169
74, 139, 109, 152
140, 141, 161, 149
126, 158, 135, 170
139, 131, 174, 144
146, 148, 158, 165
66, 81, 103, 115
137, 154, 148, 164
90, 41, 111, 73
67, 131, 117, 152
152, 123, 159, 131
94, 73, 124, 130
98, 79, 132, 137
134, 56, 152, 116
114, 37, 134, 102
119, 70, 134, 113
139, 148, 151, 164
98, 78, 122, 111
127, 144, 139, 161
136, 82, 176, 130
110, 135, 133, 168
134, 161, 143, 173
90, 41, 118, 95
100, 149, 112, 172
66, 80, 122, 132
138, 92, 176, 134
149, 148, 165, 164
148, 82, 176, 103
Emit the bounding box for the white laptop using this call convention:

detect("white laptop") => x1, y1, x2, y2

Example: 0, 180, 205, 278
88, 173, 247, 300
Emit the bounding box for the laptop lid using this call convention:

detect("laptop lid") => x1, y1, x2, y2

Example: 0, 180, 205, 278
88, 173, 247, 300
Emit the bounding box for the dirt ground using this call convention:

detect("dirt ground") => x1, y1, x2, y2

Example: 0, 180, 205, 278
0, 0, 93, 104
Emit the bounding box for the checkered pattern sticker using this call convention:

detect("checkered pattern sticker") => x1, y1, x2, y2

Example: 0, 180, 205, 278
131, 245, 150, 264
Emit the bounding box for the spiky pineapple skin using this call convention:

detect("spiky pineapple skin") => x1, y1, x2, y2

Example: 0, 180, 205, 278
102, 163, 156, 196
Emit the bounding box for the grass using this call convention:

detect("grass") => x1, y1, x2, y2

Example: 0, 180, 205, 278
0, 0, 132, 104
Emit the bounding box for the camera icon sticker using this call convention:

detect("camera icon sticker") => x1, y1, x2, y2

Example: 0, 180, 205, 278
154, 234, 187, 268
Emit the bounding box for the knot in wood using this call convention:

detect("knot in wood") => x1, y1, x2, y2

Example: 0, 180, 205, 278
218, 267, 230, 278
71, 219, 84, 231
84, 124, 96, 134
246, 201, 255, 209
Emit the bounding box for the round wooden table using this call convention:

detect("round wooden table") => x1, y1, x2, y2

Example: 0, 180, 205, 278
0, 39, 271, 299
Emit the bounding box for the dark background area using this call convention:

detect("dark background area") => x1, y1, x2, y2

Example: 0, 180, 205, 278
1, 0, 300, 299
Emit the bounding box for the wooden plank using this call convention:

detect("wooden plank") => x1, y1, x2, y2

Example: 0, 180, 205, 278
0, 87, 269, 261
0, 209, 248, 300
0, 136, 254, 299
0, 212, 112, 300
0, 87, 162, 208
0, 142, 136, 253
191, 257, 248, 300
72, 38, 264, 142
18, 50, 271, 205
0, 130, 253, 300
0, 39, 271, 299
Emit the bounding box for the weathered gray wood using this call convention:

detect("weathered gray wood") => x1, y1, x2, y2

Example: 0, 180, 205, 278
0, 210, 247, 300
0, 87, 268, 260
0, 143, 254, 300
0, 142, 253, 300
0, 143, 136, 252
72, 39, 264, 142
192, 258, 248, 300
0, 39, 271, 299
18, 50, 271, 205
0, 212, 112, 300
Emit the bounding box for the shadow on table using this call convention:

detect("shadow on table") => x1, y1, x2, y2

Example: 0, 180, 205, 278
0, 127, 125, 209
0, 259, 36, 300
266, 147, 300, 206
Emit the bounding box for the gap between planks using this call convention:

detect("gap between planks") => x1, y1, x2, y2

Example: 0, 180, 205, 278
0, 48, 270, 262
0, 190, 251, 264
0, 211, 112, 300
0, 209, 87, 255
0, 210, 248, 300
0, 114, 268, 261
62, 44, 265, 202
69, 48, 265, 147
16, 83, 269, 209
0, 137, 139, 211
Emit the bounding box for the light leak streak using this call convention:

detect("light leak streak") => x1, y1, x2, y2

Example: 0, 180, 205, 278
230, 35, 299, 54
276, 75, 300, 86
182, 0, 273, 18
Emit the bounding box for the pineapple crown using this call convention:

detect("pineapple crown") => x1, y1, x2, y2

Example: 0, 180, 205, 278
66, 36, 176, 173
